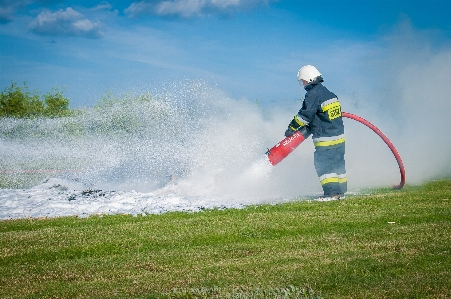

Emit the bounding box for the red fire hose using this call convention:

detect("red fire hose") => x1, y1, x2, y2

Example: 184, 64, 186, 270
266, 112, 406, 189
341, 112, 405, 189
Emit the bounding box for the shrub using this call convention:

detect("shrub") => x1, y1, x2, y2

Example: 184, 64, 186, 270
43, 87, 71, 117
0, 82, 71, 118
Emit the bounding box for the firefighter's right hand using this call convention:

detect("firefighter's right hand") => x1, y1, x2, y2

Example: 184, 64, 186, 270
285, 127, 296, 137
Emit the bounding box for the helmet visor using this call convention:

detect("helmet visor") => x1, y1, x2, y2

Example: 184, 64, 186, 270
298, 79, 307, 87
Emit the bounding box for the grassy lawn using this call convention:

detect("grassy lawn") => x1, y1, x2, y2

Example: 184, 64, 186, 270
1, 179, 450, 298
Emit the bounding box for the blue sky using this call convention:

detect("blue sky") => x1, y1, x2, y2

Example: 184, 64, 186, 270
1, 0, 451, 107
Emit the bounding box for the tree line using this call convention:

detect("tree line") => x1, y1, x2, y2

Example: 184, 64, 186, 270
0, 82, 72, 118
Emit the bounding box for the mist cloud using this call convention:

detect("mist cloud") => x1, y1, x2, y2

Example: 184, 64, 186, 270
396, 47, 451, 183
377, 22, 451, 184
336, 20, 451, 187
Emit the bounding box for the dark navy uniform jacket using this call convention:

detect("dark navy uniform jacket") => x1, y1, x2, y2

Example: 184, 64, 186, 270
294, 81, 345, 147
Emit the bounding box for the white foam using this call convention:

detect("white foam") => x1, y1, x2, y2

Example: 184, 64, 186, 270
0, 178, 248, 220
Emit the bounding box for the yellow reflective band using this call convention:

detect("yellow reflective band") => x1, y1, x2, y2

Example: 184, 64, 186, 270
320, 177, 339, 185
321, 101, 340, 112
294, 115, 306, 126
314, 137, 345, 147
338, 177, 347, 183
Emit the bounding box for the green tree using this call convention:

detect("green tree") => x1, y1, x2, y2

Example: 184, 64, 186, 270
0, 82, 72, 118
0, 82, 38, 117
44, 87, 71, 117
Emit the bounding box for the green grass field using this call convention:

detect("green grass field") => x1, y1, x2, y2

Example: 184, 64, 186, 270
1, 179, 450, 298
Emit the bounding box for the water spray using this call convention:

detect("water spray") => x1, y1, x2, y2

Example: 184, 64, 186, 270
266, 112, 406, 189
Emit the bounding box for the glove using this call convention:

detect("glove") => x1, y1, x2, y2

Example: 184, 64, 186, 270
284, 115, 303, 137
288, 117, 302, 131
285, 127, 296, 137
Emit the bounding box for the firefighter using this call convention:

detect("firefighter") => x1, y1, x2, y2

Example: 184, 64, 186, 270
285, 65, 347, 200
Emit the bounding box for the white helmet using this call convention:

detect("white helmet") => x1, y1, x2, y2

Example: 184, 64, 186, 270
297, 65, 322, 83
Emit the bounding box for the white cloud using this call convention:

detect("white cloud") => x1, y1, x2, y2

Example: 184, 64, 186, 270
73, 18, 96, 32
0, 6, 14, 23
156, 0, 209, 17
30, 7, 103, 38
92, 1, 113, 11
125, 0, 273, 18
0, 0, 30, 23
156, 0, 247, 17
124, 1, 154, 18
